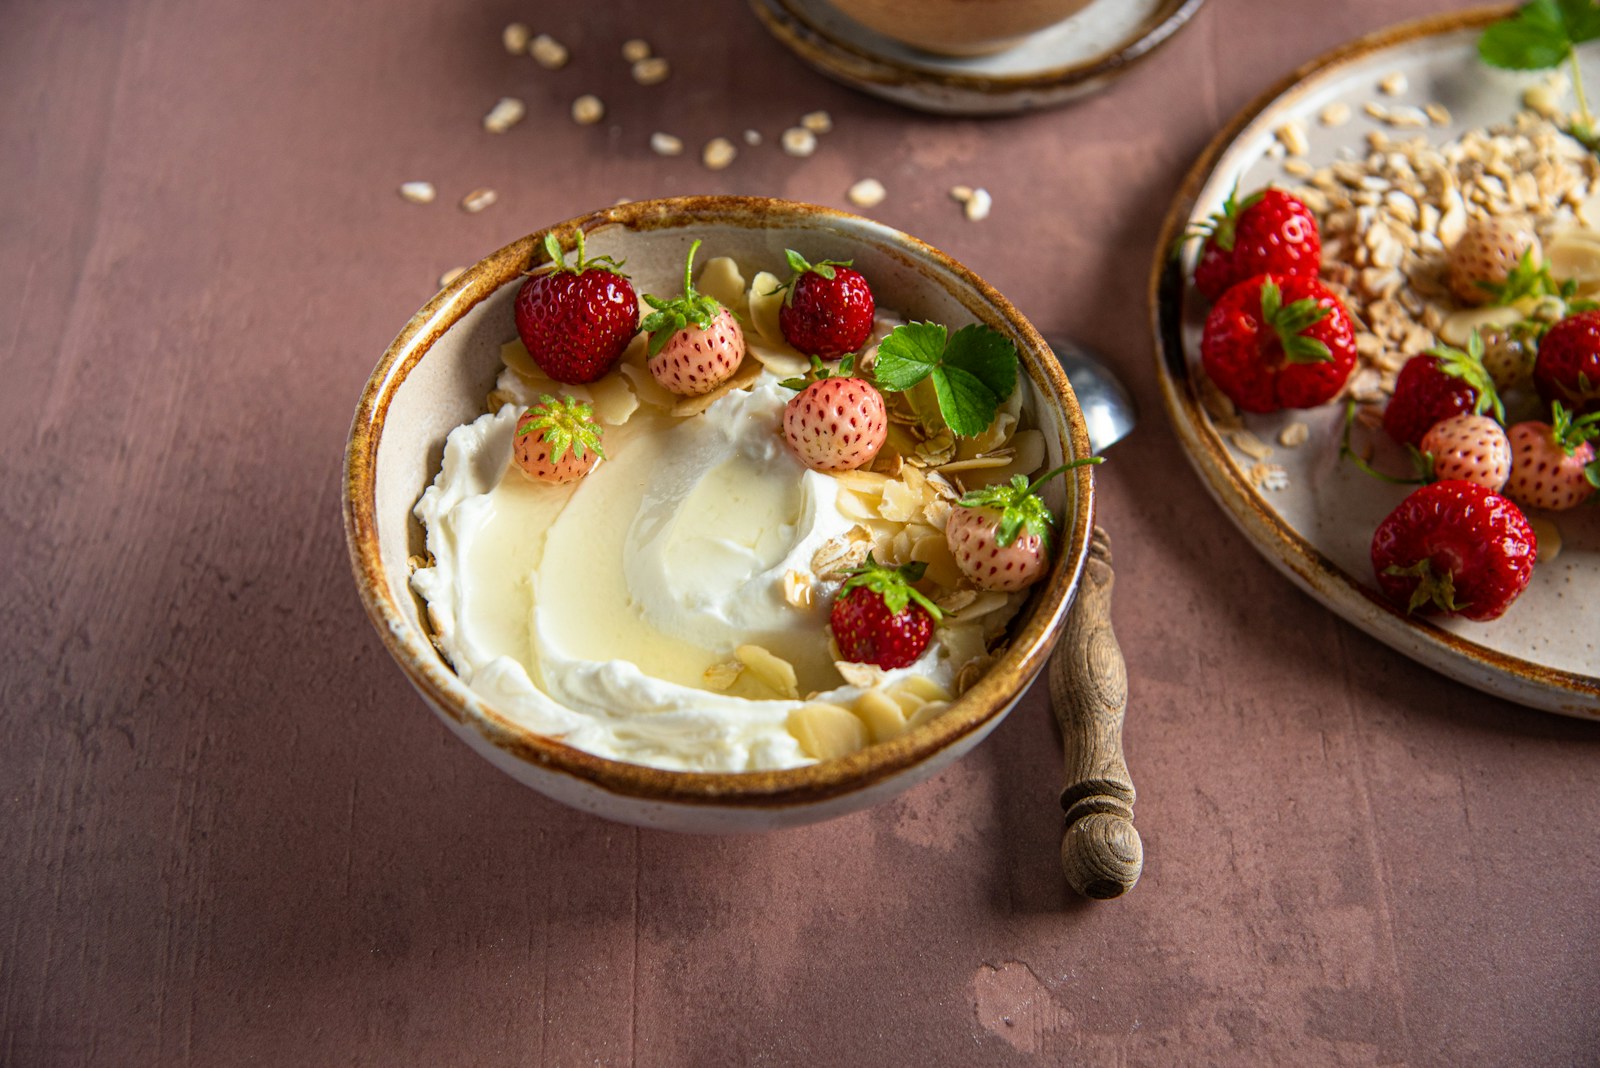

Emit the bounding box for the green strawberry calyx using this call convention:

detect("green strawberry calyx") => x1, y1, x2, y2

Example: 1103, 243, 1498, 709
955, 457, 1104, 549
639, 239, 726, 357
515, 394, 606, 464
1172, 184, 1266, 259
1384, 557, 1466, 616
779, 353, 857, 392
1548, 398, 1600, 454
536, 230, 627, 277
1427, 331, 1506, 424
1260, 278, 1333, 364
838, 553, 942, 622
768, 248, 855, 307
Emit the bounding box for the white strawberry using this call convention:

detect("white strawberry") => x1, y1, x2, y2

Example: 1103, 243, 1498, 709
782, 358, 887, 473
512, 394, 605, 484
648, 307, 744, 396
641, 239, 746, 397
944, 459, 1100, 592
1504, 403, 1600, 511
1419, 413, 1511, 492
1446, 217, 1540, 306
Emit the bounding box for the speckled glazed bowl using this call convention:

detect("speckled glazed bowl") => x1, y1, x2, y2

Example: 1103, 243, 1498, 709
343, 196, 1095, 832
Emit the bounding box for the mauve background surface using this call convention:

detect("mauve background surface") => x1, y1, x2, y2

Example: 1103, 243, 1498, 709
3, 0, 1597, 1064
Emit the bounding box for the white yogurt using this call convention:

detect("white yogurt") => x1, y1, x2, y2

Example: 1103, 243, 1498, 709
412, 356, 964, 772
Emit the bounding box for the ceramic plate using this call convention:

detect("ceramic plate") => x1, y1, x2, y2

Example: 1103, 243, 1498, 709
1153, 7, 1600, 719
748, 0, 1205, 115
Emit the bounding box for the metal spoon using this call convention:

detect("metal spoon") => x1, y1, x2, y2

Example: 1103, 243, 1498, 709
1044, 336, 1143, 900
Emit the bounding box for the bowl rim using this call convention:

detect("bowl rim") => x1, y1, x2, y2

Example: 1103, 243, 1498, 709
343, 195, 1096, 808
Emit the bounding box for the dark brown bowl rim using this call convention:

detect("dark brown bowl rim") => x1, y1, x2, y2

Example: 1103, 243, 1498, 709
1149, 6, 1600, 717
344, 195, 1098, 807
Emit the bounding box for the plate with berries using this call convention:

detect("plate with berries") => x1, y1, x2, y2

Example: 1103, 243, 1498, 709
1154, 7, 1600, 717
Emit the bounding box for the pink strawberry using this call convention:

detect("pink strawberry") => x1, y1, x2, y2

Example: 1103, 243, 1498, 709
775, 249, 876, 359
1446, 218, 1540, 306
511, 394, 605, 484
945, 459, 1101, 592
829, 555, 942, 670
782, 356, 887, 472
1419, 413, 1511, 492
642, 240, 746, 396
1504, 403, 1600, 511
514, 231, 639, 384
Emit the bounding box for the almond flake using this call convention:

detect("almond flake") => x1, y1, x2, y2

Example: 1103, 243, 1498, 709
621, 38, 652, 62
460, 188, 498, 213
399, 181, 436, 204
781, 127, 817, 157
571, 94, 605, 125
650, 132, 684, 156
483, 96, 526, 134
530, 34, 569, 69
632, 56, 670, 85
800, 110, 833, 133
438, 265, 467, 288
847, 178, 886, 207
502, 23, 531, 54
702, 137, 737, 170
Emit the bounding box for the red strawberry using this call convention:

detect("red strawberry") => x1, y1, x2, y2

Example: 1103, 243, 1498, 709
775, 249, 875, 359
829, 555, 941, 670
514, 231, 639, 384
641, 240, 745, 396
1181, 187, 1321, 302
1504, 403, 1600, 511
1419, 413, 1511, 492
1200, 274, 1357, 413
1446, 218, 1540, 306
1382, 334, 1503, 448
1370, 480, 1536, 623
945, 459, 1100, 592
1533, 308, 1600, 415
511, 394, 606, 484
782, 356, 887, 472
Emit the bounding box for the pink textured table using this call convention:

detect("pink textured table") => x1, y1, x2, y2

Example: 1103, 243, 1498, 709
4, 1, 1598, 1064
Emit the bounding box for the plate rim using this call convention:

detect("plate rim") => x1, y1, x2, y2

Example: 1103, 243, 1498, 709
748, 0, 1207, 113
1148, 4, 1600, 719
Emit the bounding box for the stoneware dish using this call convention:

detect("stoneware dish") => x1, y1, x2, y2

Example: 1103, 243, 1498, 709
1153, 8, 1600, 718
344, 196, 1096, 832
749, 0, 1206, 115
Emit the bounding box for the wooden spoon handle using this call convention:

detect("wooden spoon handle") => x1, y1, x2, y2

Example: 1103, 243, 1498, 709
1049, 526, 1142, 899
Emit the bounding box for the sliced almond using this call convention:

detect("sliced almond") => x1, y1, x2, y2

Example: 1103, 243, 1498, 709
736, 644, 799, 699
786, 703, 865, 760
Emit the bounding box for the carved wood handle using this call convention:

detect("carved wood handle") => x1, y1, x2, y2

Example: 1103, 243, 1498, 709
1048, 526, 1142, 899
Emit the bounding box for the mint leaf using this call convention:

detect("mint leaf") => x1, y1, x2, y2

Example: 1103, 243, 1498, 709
873, 322, 947, 391
873, 322, 1019, 438
1481, 0, 1575, 68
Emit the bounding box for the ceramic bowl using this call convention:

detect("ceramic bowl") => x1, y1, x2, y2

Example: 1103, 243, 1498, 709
824, 0, 1093, 56
343, 196, 1095, 832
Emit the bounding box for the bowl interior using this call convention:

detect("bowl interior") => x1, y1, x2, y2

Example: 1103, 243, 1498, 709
346, 196, 1095, 804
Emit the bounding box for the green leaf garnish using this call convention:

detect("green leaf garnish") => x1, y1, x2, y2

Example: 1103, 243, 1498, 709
955, 458, 1102, 549
873, 322, 1018, 437
639, 239, 724, 358
515, 393, 606, 464
1479, 1, 1600, 139
838, 553, 942, 621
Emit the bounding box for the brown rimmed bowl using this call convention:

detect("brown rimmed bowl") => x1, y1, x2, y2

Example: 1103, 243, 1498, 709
343, 196, 1096, 831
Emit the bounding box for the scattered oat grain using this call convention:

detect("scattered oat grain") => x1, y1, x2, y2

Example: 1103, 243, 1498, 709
621, 38, 652, 62
530, 34, 569, 69
1320, 101, 1352, 127
702, 136, 737, 170
949, 185, 974, 203
1276, 119, 1309, 157
781, 126, 817, 157
650, 132, 684, 156
1363, 100, 1391, 121
571, 94, 605, 125
632, 57, 670, 85
1379, 71, 1409, 96
461, 188, 497, 213
1249, 462, 1290, 491
1278, 422, 1310, 448
1529, 516, 1562, 562
502, 22, 530, 54
743, 128, 762, 145
1283, 158, 1313, 178
399, 181, 436, 204
438, 266, 467, 288
483, 96, 526, 134
847, 178, 886, 208
1425, 102, 1452, 126
801, 110, 833, 133
964, 187, 992, 221
1229, 428, 1273, 461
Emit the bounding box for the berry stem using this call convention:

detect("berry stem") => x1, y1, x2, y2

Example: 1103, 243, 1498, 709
1571, 47, 1596, 137
1024, 456, 1104, 495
